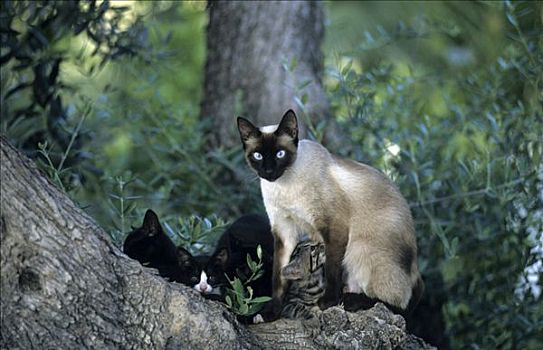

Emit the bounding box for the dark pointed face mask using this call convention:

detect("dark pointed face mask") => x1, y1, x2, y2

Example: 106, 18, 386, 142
237, 110, 299, 182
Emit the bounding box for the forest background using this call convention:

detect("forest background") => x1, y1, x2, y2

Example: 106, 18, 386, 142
1, 1, 542, 349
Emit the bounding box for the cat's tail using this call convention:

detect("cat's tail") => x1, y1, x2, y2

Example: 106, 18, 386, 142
406, 275, 425, 314
342, 276, 424, 317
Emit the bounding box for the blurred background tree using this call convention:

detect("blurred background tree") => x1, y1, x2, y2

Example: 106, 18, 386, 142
201, 1, 341, 149
1, 1, 541, 349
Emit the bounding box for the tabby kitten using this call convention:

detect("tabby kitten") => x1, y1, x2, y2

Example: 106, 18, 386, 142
280, 239, 325, 320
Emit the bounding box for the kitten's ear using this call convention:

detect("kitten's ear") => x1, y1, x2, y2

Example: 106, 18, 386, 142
177, 247, 193, 267
276, 109, 298, 140
237, 117, 259, 142
214, 248, 229, 267
281, 262, 302, 280
142, 209, 161, 237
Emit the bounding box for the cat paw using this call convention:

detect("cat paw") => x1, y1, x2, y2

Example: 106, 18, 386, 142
257, 301, 282, 322
342, 292, 376, 312
318, 295, 340, 310
253, 314, 264, 324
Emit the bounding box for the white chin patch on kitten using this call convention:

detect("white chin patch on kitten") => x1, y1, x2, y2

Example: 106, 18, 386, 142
253, 314, 264, 324
193, 271, 213, 294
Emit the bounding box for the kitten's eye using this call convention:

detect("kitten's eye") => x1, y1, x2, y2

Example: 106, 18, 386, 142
253, 152, 263, 160
276, 150, 286, 159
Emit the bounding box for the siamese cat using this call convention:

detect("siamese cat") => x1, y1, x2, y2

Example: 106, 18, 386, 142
237, 110, 423, 321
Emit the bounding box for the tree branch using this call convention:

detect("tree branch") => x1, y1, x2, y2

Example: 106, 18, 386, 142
0, 135, 432, 349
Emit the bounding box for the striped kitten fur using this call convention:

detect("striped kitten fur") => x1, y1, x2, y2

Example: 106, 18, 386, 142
281, 240, 326, 320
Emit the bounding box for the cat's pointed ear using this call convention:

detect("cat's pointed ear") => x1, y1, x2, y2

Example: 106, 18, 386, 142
214, 248, 229, 267
276, 109, 298, 140
177, 247, 193, 267
142, 209, 161, 237
237, 117, 259, 142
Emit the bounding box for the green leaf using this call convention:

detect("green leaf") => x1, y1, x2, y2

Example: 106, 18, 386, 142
246, 254, 255, 271
294, 96, 305, 110
506, 12, 518, 27
341, 60, 353, 75
301, 93, 308, 105
239, 303, 249, 315
232, 278, 244, 294
450, 237, 459, 257
256, 245, 262, 260
250, 296, 272, 304
252, 269, 264, 281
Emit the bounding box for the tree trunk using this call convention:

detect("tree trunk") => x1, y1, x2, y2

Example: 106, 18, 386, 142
201, 1, 341, 149
0, 136, 432, 349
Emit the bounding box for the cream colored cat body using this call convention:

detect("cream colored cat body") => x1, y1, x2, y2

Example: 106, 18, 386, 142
262, 138, 419, 308
237, 110, 423, 320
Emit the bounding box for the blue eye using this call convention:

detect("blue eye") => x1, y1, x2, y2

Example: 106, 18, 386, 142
253, 152, 263, 160
276, 150, 286, 159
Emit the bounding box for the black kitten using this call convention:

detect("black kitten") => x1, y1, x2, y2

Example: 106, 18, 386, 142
180, 214, 274, 301
124, 211, 274, 304
123, 209, 194, 285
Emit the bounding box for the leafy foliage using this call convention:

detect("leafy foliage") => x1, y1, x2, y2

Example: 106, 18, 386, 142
2, 1, 261, 237
1, 0, 147, 179
62, 1, 263, 232
163, 214, 228, 256
224, 245, 272, 317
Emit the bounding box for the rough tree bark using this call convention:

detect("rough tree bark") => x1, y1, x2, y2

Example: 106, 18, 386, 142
201, 1, 341, 149
0, 136, 432, 349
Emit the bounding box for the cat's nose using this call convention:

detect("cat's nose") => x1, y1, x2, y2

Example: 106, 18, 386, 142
265, 169, 273, 174
199, 283, 209, 292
